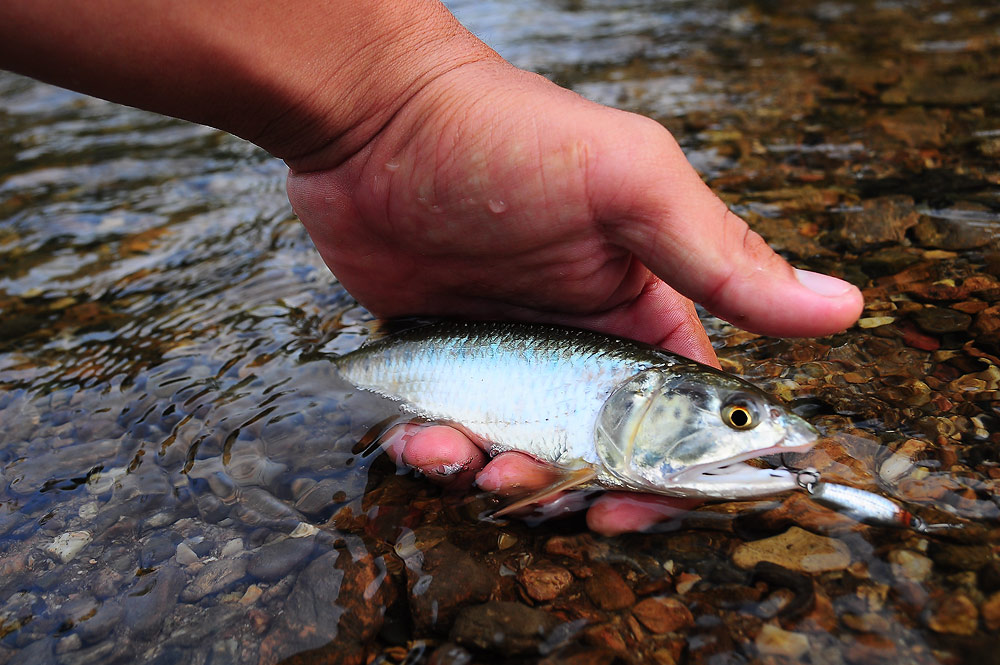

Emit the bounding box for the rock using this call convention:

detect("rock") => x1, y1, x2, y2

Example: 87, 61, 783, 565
450, 601, 561, 655
982, 592, 1000, 631
584, 565, 635, 611
258, 550, 344, 663
123, 565, 186, 638
265, 546, 393, 665
631, 597, 694, 634
44, 531, 92, 563
139, 533, 181, 568
912, 307, 972, 334
732, 527, 851, 573
247, 536, 316, 582
518, 561, 574, 602
925, 593, 978, 636
913, 205, 1000, 250
75, 601, 123, 645
400, 539, 493, 633
180, 557, 248, 602
428, 643, 474, 665
888, 550, 933, 583
872, 108, 945, 147
755, 623, 811, 659
837, 196, 920, 250
928, 542, 992, 571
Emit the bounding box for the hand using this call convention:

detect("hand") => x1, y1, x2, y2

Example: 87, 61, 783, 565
286, 60, 863, 534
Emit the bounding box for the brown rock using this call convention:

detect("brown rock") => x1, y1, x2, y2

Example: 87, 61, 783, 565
926, 593, 979, 636
544, 534, 596, 560
981, 592, 1000, 631
872, 108, 945, 147
405, 540, 493, 633
837, 195, 920, 250
732, 527, 852, 573
518, 561, 574, 603
582, 623, 629, 655
584, 565, 636, 611
631, 597, 693, 634
755, 624, 811, 659
450, 601, 561, 655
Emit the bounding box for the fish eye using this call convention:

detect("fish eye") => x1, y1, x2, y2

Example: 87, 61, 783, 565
722, 402, 757, 430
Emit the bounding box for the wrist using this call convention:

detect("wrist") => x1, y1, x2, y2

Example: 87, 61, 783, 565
250, 1, 502, 170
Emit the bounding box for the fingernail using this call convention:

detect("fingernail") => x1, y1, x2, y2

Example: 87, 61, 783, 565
794, 269, 853, 297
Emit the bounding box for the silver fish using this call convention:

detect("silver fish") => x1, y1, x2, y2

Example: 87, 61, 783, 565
335, 320, 817, 500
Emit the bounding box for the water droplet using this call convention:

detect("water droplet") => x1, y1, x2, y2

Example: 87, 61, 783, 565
430, 205, 443, 214
487, 199, 507, 214
385, 160, 400, 172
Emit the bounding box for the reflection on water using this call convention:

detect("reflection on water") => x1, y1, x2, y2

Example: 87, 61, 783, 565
1, 0, 999, 663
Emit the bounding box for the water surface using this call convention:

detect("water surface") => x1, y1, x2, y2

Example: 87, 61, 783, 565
1, 1, 999, 663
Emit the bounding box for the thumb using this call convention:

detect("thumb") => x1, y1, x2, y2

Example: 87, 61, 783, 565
600, 129, 863, 338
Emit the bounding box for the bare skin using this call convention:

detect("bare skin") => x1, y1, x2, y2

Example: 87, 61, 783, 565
1, 1, 863, 534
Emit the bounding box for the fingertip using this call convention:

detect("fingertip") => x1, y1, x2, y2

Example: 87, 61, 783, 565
586, 493, 700, 536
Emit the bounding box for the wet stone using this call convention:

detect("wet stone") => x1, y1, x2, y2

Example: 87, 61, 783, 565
631, 597, 694, 634
428, 643, 474, 665
837, 195, 921, 250
925, 593, 979, 636
584, 565, 635, 610
518, 561, 574, 602
755, 623, 811, 659
246, 536, 316, 582
404, 539, 493, 633
732, 527, 851, 573
139, 533, 181, 568
450, 601, 561, 655
75, 601, 123, 646
912, 307, 973, 334
179, 557, 248, 602
982, 592, 1000, 631
123, 565, 186, 638
888, 549, 933, 583
928, 541, 992, 571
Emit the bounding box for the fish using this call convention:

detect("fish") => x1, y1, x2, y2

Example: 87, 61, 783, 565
335, 320, 818, 502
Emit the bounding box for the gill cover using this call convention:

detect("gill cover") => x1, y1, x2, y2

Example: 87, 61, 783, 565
594, 368, 701, 490
593, 366, 798, 492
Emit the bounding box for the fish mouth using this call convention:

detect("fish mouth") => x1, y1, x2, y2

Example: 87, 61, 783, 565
660, 436, 817, 499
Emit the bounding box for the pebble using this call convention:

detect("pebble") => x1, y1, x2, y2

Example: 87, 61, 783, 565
247, 536, 315, 582
450, 601, 560, 655
925, 593, 979, 635
123, 565, 185, 638
44, 531, 92, 563
889, 550, 933, 583
404, 540, 493, 632
631, 597, 694, 634
180, 558, 248, 602
175, 542, 200, 565
733, 527, 852, 573
981, 591, 1000, 631
755, 623, 811, 659
518, 561, 574, 602
584, 565, 636, 611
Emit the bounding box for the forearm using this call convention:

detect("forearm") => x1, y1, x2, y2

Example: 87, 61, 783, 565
0, 0, 499, 165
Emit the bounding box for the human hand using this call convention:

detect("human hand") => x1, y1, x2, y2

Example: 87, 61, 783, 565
286, 59, 862, 534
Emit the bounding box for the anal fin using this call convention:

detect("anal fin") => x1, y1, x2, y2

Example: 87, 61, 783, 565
493, 466, 599, 517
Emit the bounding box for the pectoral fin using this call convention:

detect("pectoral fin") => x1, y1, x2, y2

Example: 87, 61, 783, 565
493, 466, 599, 517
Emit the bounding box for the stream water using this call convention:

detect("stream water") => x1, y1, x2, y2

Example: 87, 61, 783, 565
1, 1, 998, 664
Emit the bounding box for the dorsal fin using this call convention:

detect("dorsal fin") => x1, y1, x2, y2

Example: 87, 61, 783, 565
362, 316, 440, 341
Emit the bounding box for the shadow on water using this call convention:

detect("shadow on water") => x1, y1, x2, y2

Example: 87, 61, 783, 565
1, 0, 1000, 663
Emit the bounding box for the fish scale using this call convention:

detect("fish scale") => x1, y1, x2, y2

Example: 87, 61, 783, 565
335, 320, 817, 498
336, 322, 674, 466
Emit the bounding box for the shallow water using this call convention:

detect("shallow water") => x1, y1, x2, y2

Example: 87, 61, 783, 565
1, 0, 999, 663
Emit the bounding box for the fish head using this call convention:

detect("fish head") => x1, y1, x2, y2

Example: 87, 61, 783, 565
594, 366, 818, 499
